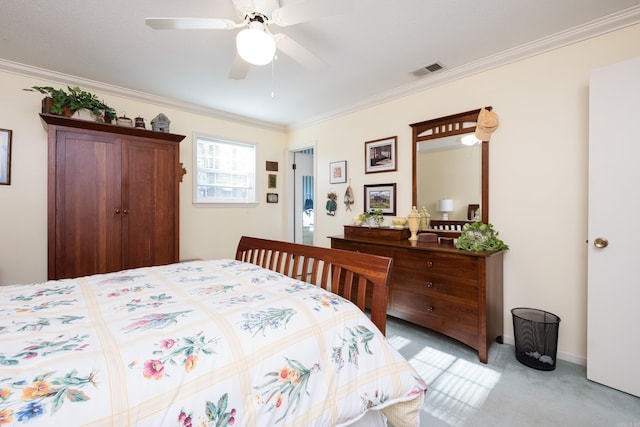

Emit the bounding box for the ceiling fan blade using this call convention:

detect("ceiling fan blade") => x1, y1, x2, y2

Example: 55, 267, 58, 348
229, 53, 250, 80
274, 34, 327, 71
145, 17, 238, 30
271, 0, 354, 26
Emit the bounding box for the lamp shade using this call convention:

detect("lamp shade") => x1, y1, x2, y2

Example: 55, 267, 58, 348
437, 199, 453, 212
236, 23, 276, 66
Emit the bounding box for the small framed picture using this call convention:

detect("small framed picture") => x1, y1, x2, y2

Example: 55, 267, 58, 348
364, 183, 396, 215
266, 161, 278, 171
0, 129, 12, 185
365, 136, 397, 174
329, 160, 347, 184
268, 173, 277, 189
266, 193, 278, 203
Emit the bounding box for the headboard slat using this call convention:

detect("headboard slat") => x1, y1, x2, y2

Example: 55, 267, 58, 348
236, 236, 392, 334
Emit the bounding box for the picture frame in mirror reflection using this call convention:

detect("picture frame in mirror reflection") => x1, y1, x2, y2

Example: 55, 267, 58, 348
364, 183, 396, 215
365, 136, 397, 174
329, 160, 347, 184
0, 129, 12, 185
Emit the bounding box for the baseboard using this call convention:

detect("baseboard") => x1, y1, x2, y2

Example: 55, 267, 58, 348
501, 335, 586, 367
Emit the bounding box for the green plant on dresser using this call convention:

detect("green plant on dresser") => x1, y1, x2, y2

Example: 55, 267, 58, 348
455, 222, 509, 252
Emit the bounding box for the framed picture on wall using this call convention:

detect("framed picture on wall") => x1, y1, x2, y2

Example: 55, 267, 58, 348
265, 161, 278, 171
329, 160, 347, 184
268, 173, 277, 189
365, 136, 397, 174
0, 129, 12, 185
266, 193, 278, 203
364, 183, 396, 215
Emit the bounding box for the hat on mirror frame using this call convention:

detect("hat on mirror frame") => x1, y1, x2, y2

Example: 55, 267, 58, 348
475, 108, 499, 141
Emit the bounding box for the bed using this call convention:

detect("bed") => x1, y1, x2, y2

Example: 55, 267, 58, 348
0, 236, 426, 426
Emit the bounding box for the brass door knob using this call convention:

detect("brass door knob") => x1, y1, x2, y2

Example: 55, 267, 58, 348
594, 237, 609, 248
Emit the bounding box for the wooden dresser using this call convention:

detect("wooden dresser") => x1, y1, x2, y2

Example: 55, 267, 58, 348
330, 229, 504, 363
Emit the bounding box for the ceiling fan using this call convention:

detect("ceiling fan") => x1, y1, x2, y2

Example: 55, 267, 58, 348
145, 0, 352, 80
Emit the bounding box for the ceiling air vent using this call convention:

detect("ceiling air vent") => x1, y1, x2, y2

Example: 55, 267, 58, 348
412, 62, 444, 77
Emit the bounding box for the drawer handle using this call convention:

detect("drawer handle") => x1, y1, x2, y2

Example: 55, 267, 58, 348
426, 261, 433, 267
426, 281, 434, 288
427, 306, 434, 312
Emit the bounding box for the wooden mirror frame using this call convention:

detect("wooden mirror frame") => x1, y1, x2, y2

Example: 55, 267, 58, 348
410, 107, 490, 224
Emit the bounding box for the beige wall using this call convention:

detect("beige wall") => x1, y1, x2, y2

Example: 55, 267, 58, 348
0, 72, 287, 287
286, 24, 640, 364
1, 23, 639, 364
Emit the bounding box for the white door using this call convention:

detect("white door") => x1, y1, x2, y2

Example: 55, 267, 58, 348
587, 56, 640, 397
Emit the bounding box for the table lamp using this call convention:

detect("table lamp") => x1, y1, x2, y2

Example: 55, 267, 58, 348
436, 199, 453, 220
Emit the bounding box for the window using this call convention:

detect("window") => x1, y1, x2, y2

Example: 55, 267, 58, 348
194, 135, 257, 204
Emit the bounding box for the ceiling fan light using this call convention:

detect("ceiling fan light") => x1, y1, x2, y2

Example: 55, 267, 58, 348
460, 134, 481, 146
236, 27, 276, 66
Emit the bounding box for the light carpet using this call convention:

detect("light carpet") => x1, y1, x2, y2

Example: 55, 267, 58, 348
385, 316, 640, 427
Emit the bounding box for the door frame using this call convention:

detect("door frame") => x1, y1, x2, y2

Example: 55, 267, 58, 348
286, 144, 316, 244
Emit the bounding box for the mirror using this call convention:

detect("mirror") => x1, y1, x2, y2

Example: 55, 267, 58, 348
410, 108, 489, 225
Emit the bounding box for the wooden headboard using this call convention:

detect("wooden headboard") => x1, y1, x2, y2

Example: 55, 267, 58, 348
235, 236, 392, 335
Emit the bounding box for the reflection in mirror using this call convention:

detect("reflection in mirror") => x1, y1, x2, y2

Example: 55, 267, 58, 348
410, 108, 489, 225
416, 133, 481, 221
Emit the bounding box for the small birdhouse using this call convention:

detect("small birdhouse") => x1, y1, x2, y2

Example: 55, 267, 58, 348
151, 113, 170, 133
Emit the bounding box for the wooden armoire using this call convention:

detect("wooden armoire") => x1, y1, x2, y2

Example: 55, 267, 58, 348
41, 114, 186, 280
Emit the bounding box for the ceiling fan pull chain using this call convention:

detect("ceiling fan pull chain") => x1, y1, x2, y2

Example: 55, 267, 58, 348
271, 54, 277, 100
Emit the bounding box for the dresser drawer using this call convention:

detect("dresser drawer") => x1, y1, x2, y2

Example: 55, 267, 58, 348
393, 250, 479, 280
332, 240, 393, 258
392, 288, 478, 335
394, 273, 478, 301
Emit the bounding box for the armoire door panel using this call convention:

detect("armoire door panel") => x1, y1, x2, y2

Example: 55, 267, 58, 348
123, 139, 178, 269
54, 131, 122, 279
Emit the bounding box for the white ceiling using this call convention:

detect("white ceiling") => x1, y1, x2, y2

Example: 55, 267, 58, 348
2, 0, 640, 128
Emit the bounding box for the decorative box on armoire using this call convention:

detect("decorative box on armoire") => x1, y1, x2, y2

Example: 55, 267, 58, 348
41, 114, 186, 280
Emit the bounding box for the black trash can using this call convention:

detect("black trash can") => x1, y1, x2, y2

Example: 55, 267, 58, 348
511, 308, 561, 371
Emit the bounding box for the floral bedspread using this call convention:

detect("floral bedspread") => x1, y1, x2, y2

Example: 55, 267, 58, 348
0, 260, 426, 426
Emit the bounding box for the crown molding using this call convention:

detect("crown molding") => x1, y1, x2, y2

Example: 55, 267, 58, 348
0, 59, 286, 132
289, 4, 640, 130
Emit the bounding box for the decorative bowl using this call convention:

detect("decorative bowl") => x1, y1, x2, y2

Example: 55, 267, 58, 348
392, 217, 407, 229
